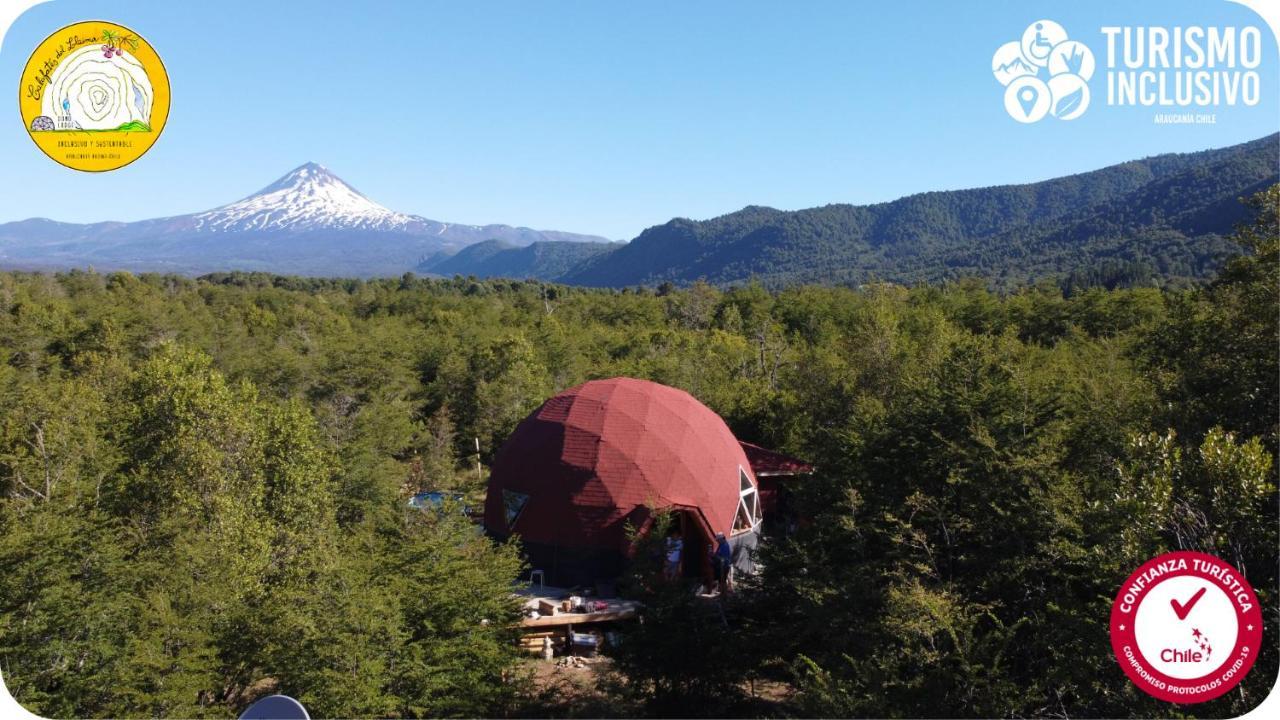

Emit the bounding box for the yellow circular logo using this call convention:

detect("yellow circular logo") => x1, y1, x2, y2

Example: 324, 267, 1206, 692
19, 20, 169, 172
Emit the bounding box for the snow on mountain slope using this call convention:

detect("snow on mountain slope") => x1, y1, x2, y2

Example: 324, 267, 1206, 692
0, 162, 613, 277
192, 162, 423, 233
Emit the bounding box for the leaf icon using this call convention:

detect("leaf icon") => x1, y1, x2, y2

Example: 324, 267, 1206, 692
1055, 88, 1083, 117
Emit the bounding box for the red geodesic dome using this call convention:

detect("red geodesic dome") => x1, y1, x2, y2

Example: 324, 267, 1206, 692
484, 377, 755, 552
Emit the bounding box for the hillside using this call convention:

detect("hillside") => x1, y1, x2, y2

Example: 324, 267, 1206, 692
416, 239, 617, 280
563, 134, 1279, 289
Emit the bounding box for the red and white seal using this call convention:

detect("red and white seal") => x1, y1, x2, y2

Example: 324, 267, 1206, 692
1110, 550, 1262, 703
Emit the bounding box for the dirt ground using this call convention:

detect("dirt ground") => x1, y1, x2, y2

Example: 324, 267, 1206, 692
516, 654, 794, 718
517, 655, 628, 718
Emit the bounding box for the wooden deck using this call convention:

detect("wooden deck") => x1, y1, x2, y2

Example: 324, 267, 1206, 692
515, 584, 642, 628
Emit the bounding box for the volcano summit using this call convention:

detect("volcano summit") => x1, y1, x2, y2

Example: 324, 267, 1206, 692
0, 163, 610, 277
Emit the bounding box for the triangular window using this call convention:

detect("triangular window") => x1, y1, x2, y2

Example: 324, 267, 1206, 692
733, 467, 760, 533
503, 490, 529, 529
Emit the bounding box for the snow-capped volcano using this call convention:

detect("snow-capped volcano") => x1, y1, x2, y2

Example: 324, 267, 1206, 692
0, 163, 612, 277
193, 162, 421, 233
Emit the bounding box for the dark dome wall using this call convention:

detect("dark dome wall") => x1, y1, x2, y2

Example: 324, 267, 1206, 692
484, 377, 756, 556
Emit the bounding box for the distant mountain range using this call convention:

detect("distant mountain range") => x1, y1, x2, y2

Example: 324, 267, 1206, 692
3, 135, 1276, 288
557, 133, 1278, 289
0, 163, 611, 277
416, 239, 618, 280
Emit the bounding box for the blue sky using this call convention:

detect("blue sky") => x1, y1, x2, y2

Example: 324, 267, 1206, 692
1, 0, 1276, 239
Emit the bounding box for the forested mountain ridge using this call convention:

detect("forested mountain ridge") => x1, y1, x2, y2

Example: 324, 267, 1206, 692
561, 133, 1279, 289
3, 138, 1273, 288
415, 238, 617, 280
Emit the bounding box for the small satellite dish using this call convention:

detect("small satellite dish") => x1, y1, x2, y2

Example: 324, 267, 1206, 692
239, 694, 310, 720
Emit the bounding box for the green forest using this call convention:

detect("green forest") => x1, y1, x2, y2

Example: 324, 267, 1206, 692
562, 134, 1278, 290
0, 187, 1276, 718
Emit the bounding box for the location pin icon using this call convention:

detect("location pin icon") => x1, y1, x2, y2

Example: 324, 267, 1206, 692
1018, 86, 1038, 117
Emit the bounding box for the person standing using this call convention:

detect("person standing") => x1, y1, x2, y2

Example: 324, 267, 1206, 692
664, 528, 683, 581
711, 532, 733, 595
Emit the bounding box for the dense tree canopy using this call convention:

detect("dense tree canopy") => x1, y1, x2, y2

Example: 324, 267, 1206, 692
0, 187, 1275, 718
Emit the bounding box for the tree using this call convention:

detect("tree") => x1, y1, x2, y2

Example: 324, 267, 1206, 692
386, 507, 527, 717
1142, 185, 1279, 447
608, 511, 760, 717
